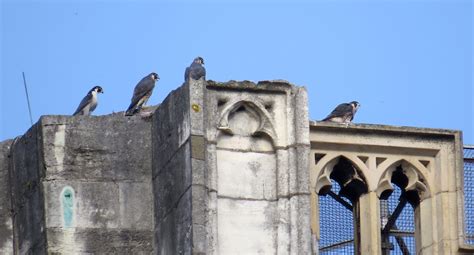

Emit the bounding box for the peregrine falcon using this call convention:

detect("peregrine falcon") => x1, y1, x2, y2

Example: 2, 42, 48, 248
125, 72, 159, 116
185, 56, 206, 82
73, 86, 103, 116
322, 101, 361, 123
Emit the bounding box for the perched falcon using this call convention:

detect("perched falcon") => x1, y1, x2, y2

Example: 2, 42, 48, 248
125, 72, 159, 116
73, 86, 103, 116
322, 101, 361, 123
184, 56, 206, 82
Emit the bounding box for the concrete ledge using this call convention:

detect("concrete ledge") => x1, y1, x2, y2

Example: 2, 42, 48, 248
310, 121, 461, 139
40, 114, 152, 182
207, 79, 293, 94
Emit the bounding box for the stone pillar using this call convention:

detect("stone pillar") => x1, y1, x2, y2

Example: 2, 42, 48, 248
205, 80, 311, 254
359, 192, 381, 255
152, 78, 208, 254
153, 79, 312, 254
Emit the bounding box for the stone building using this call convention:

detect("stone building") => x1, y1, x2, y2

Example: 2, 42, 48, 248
0, 79, 472, 254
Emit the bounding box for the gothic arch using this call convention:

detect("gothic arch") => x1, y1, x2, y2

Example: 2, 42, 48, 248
216, 100, 277, 141
376, 159, 431, 206
314, 154, 369, 201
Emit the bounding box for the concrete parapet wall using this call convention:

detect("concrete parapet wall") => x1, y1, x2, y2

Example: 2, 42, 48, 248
4, 114, 154, 254
152, 82, 194, 254
0, 139, 14, 254
8, 124, 46, 254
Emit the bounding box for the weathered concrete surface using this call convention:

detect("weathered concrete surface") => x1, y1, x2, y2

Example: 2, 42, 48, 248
41, 114, 154, 254
6, 114, 154, 254
8, 124, 47, 254
206, 80, 312, 254
46, 228, 152, 254
152, 81, 195, 255
0, 139, 13, 254
40, 114, 152, 182
217, 198, 278, 253
216, 150, 277, 200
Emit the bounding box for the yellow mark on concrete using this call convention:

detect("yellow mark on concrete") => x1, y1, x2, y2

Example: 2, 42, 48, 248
192, 104, 200, 112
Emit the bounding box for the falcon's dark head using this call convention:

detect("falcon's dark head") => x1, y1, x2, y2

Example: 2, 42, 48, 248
194, 56, 204, 65
350, 101, 360, 109
91, 86, 104, 94
150, 72, 160, 81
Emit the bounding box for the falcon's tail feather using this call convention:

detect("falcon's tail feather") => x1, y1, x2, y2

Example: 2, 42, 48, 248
73, 107, 83, 116
125, 102, 138, 116
322, 115, 333, 121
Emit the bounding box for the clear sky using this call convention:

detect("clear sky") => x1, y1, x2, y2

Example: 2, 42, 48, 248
1, 0, 472, 144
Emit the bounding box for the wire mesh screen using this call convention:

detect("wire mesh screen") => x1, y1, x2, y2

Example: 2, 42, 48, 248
380, 184, 415, 254
464, 147, 474, 245
465, 147, 474, 158
319, 181, 355, 254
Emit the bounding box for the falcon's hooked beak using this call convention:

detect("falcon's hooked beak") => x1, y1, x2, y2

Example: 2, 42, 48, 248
351, 102, 360, 110
195, 57, 204, 65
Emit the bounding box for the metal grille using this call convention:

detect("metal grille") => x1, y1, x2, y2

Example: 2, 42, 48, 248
319, 181, 355, 254
465, 147, 474, 245
465, 146, 474, 158
381, 184, 415, 254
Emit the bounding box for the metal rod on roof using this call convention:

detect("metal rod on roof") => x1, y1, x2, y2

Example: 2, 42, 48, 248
22, 72, 33, 125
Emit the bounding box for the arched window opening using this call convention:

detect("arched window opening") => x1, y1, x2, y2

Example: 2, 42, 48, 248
380, 166, 417, 255
319, 181, 355, 254
318, 157, 368, 254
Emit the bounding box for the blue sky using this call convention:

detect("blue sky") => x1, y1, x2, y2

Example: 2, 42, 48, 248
1, 0, 472, 144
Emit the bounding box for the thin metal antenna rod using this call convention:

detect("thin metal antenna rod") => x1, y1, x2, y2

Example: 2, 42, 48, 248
22, 72, 33, 125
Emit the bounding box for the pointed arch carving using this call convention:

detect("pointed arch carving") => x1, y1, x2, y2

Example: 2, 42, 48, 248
217, 100, 277, 141
313, 154, 369, 201
376, 159, 431, 206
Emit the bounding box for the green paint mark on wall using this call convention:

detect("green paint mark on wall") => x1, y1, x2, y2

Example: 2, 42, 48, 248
61, 186, 75, 228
